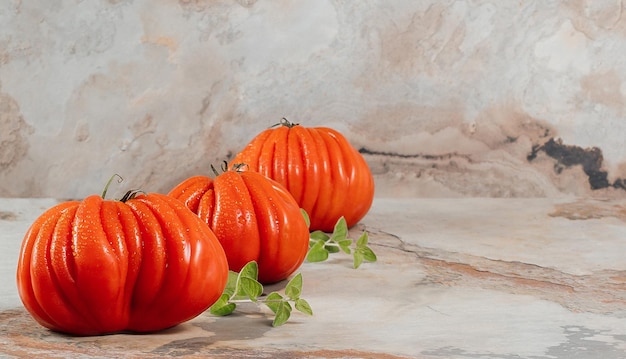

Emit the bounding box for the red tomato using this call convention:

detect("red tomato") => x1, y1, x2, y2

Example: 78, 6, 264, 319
16, 192, 229, 336
231, 119, 375, 232
168, 167, 309, 284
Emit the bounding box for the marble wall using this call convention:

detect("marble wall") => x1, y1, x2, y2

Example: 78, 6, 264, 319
2, 0, 626, 199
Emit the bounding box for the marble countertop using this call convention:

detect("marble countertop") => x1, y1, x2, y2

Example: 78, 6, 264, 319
1, 197, 625, 359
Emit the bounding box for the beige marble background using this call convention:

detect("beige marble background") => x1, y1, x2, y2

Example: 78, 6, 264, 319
2, 0, 626, 199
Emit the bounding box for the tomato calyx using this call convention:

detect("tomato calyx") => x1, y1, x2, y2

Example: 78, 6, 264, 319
119, 189, 146, 202
101, 174, 145, 202
231, 163, 248, 172
210, 161, 248, 177
271, 117, 299, 129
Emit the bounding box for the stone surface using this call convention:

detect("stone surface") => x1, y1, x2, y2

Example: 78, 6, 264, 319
3, 1, 626, 198
1, 197, 625, 358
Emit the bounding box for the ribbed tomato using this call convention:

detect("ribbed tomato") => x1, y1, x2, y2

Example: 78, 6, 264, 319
231, 119, 375, 232
168, 166, 309, 284
16, 191, 229, 336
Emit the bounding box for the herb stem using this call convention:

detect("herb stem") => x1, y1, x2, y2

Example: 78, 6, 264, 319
230, 299, 291, 304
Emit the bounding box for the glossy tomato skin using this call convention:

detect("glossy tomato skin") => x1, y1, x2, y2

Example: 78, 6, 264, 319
168, 170, 310, 284
231, 124, 375, 232
16, 193, 229, 336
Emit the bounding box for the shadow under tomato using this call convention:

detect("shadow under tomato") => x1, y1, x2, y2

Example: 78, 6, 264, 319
150, 312, 276, 356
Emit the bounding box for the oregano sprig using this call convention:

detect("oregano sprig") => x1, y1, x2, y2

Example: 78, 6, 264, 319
306, 216, 377, 269
209, 261, 313, 327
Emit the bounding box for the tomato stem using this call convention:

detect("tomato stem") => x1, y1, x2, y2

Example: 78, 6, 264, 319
271, 117, 298, 128
102, 174, 124, 199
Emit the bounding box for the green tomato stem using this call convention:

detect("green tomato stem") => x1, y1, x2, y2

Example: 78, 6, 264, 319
102, 174, 123, 199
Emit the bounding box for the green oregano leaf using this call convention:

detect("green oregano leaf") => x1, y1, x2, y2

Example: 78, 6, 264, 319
306, 246, 329, 262
356, 231, 369, 247
310, 239, 325, 251
329, 216, 348, 242
285, 273, 302, 300
233, 261, 262, 300
238, 261, 259, 280
325, 244, 340, 253
360, 247, 377, 262
209, 294, 236, 316
310, 230, 330, 243
239, 277, 263, 302
353, 250, 365, 269
264, 292, 284, 314
272, 302, 293, 327
306, 240, 329, 262
295, 298, 313, 316
337, 239, 352, 254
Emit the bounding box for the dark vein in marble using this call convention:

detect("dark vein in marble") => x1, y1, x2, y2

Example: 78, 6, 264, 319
527, 137, 626, 191
358, 147, 473, 162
